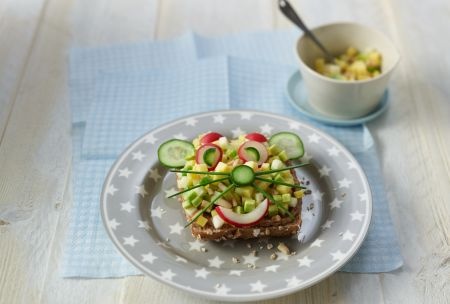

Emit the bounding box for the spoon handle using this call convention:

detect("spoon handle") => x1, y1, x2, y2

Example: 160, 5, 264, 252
278, 0, 334, 61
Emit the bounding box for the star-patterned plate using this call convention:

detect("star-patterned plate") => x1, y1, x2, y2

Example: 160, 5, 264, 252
100, 110, 372, 302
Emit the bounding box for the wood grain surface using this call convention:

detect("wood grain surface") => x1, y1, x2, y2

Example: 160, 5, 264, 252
0, 0, 449, 303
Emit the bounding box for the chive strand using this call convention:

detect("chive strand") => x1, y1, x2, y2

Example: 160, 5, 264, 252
184, 184, 235, 227
168, 177, 230, 198
254, 163, 309, 176
170, 169, 230, 176
254, 176, 306, 189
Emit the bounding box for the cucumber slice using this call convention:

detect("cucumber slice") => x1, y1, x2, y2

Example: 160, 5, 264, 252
244, 147, 260, 161
158, 139, 195, 168
230, 165, 255, 186
269, 132, 304, 159
203, 148, 217, 166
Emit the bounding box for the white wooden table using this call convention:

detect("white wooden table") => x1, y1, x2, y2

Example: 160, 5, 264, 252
1, 0, 449, 303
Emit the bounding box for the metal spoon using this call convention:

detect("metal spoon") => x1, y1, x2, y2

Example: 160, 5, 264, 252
278, 0, 334, 61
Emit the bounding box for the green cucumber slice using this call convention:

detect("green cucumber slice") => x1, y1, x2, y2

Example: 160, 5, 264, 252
158, 139, 195, 168
230, 165, 255, 186
203, 148, 217, 166
244, 147, 260, 161
269, 132, 304, 159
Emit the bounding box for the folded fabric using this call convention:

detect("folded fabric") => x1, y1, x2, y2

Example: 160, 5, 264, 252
63, 31, 402, 278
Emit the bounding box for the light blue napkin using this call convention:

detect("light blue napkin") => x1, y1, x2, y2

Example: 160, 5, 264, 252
63, 31, 402, 277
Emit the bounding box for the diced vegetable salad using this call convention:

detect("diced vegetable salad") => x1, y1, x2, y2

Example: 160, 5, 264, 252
315, 47, 382, 81
175, 133, 306, 229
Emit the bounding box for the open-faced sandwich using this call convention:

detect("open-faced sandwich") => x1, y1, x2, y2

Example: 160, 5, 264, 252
157, 131, 309, 241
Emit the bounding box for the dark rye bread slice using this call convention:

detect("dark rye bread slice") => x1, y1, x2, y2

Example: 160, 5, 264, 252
180, 164, 303, 241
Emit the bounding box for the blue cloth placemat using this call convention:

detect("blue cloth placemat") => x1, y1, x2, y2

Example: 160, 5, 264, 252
63, 31, 403, 277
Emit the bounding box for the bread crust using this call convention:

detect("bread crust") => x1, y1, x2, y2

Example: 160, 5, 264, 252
180, 166, 303, 241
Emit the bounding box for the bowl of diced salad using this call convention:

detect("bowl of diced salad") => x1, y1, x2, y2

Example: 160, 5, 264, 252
295, 22, 399, 119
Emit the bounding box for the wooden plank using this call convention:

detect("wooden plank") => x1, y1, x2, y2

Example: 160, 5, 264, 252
0, 0, 47, 148
155, 0, 274, 38
0, 0, 159, 303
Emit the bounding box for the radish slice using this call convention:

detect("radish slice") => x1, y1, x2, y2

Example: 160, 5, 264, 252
195, 143, 222, 169
238, 141, 268, 165
200, 132, 223, 144
245, 132, 267, 142
215, 199, 269, 228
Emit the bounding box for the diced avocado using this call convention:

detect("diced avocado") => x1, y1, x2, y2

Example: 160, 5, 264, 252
183, 189, 197, 201
235, 186, 254, 198
211, 210, 218, 217
268, 204, 279, 217
273, 194, 282, 202
195, 215, 208, 227
276, 185, 292, 194
269, 144, 282, 155
191, 195, 203, 208
182, 200, 192, 209
282, 193, 291, 203
294, 190, 305, 198
234, 206, 244, 214
273, 173, 284, 183
278, 150, 288, 162
185, 207, 198, 216
193, 163, 208, 172
195, 187, 206, 197
243, 199, 256, 213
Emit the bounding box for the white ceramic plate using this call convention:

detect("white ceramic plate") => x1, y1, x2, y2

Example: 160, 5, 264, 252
101, 110, 372, 302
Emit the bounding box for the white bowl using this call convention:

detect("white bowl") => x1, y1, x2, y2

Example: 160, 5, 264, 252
295, 22, 400, 119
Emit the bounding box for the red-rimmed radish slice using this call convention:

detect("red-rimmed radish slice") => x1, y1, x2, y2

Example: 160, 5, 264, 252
215, 199, 269, 227
200, 132, 223, 144
195, 143, 223, 169
238, 141, 268, 165
245, 132, 267, 142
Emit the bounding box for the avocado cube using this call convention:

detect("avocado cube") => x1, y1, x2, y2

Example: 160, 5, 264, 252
183, 189, 197, 201
243, 199, 256, 213
274, 174, 284, 183
235, 186, 254, 198
269, 144, 282, 155
233, 206, 244, 214
268, 204, 279, 217
273, 194, 282, 202
182, 200, 192, 209
191, 195, 203, 208
282, 193, 291, 203
211, 210, 218, 217
195, 187, 206, 197
195, 215, 208, 227
276, 185, 292, 194
294, 190, 305, 198
278, 150, 288, 162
